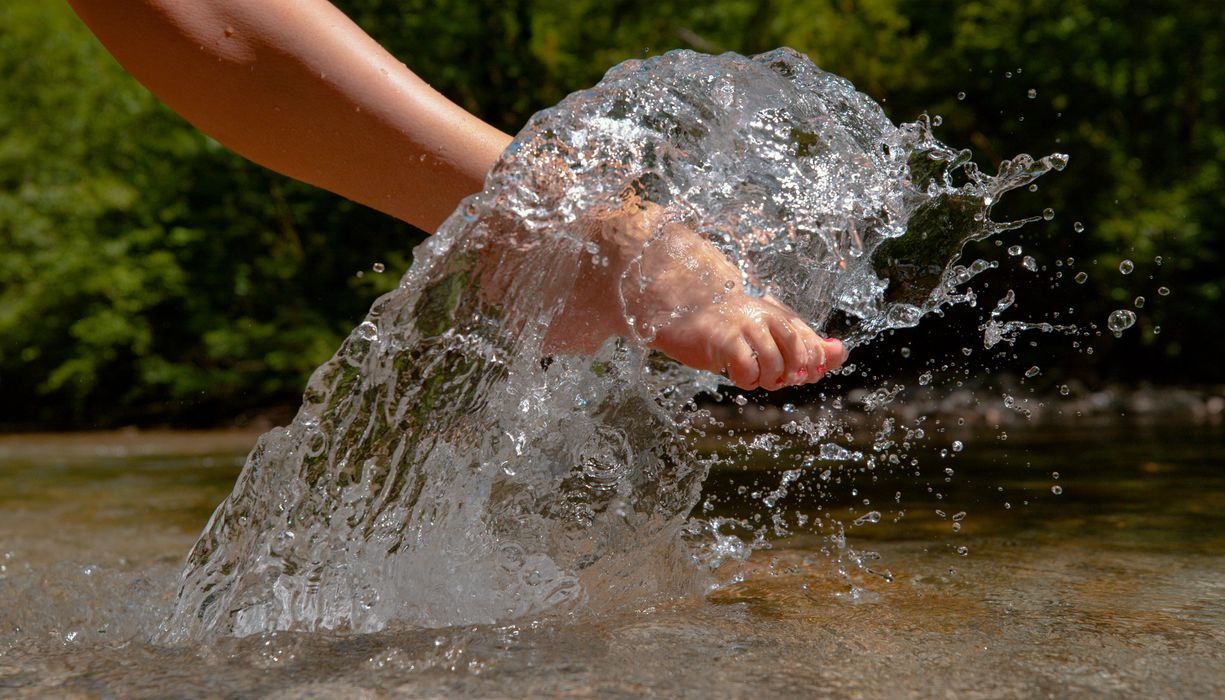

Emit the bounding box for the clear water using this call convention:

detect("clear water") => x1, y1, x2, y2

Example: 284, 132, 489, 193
2, 424, 1223, 697
158, 48, 1067, 641
16, 45, 1189, 696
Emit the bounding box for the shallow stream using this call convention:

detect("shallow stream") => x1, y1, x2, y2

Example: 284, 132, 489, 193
1, 422, 1222, 698
5, 46, 1218, 698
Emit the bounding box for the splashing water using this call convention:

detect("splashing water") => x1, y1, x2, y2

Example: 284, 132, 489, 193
161, 49, 1066, 642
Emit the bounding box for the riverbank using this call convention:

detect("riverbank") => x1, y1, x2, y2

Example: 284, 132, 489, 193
4, 384, 1222, 445
708, 382, 1225, 432
0, 427, 263, 461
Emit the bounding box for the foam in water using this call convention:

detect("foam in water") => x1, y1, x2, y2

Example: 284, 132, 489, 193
161, 48, 1065, 642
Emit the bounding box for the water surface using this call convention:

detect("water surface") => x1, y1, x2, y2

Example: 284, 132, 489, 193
2, 423, 1221, 698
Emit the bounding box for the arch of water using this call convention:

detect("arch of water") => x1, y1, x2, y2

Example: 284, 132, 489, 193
162, 49, 1065, 641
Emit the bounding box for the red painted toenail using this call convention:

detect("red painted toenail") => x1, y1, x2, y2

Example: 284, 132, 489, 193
796, 367, 808, 377
817, 364, 827, 374
775, 376, 785, 385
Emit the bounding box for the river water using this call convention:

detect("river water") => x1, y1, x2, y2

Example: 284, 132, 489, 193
1, 422, 1222, 698
5, 47, 1217, 697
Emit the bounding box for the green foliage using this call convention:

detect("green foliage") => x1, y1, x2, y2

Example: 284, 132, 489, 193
1, 0, 1219, 427
902, 0, 1225, 381
0, 1, 415, 427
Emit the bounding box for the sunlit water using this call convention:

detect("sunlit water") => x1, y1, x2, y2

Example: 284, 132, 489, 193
1, 424, 1223, 697
10, 46, 1212, 696
151, 48, 1068, 641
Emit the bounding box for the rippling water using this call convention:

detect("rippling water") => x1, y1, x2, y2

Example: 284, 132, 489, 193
1, 424, 1222, 697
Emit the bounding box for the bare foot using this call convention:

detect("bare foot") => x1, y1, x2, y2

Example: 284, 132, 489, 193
547, 200, 847, 390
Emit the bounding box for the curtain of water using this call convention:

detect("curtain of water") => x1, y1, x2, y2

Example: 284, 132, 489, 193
162, 49, 1065, 642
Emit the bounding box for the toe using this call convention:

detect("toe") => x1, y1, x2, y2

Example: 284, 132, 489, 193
791, 322, 826, 383
820, 336, 849, 372
767, 315, 809, 386
723, 336, 761, 390
746, 326, 786, 391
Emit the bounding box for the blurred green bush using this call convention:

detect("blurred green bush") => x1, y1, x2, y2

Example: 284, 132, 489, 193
1, 0, 1220, 427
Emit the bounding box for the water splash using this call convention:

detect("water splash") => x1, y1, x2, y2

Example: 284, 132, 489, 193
162, 49, 1065, 642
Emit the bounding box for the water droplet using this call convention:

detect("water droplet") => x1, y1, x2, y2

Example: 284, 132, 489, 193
1051, 471, 1060, 480
956, 546, 969, 556
1042, 208, 1055, 221
957, 91, 966, 101
732, 394, 748, 406
932, 115, 943, 126
1153, 325, 1161, 335
1021, 256, 1038, 272
853, 511, 881, 526
1118, 259, 1134, 275
1157, 286, 1170, 296
1073, 221, 1085, 233
1074, 271, 1088, 284
1107, 309, 1136, 334
1051, 485, 1063, 495
918, 371, 932, 386
1024, 365, 1040, 378
1154, 255, 1163, 265
1059, 384, 1070, 396
355, 321, 378, 341
1007, 245, 1022, 256
900, 346, 911, 358
951, 440, 963, 452
372, 262, 385, 273
1027, 88, 1037, 98
1028, 183, 1038, 192
1005, 71, 1013, 78
1133, 296, 1145, 308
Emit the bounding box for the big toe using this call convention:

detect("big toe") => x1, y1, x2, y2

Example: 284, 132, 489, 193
820, 336, 848, 372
